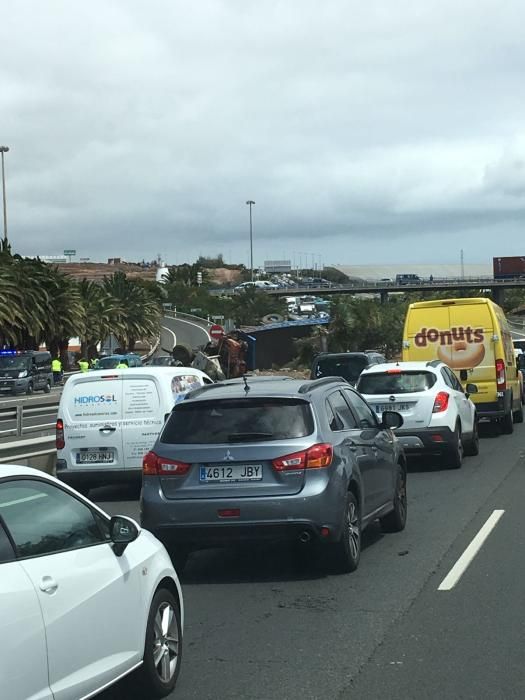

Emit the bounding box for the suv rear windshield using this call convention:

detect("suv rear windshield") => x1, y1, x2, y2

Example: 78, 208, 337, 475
98, 357, 121, 369
313, 356, 368, 383
161, 398, 314, 444
358, 371, 437, 394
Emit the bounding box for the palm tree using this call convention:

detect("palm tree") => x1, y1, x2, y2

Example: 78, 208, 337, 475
103, 272, 162, 352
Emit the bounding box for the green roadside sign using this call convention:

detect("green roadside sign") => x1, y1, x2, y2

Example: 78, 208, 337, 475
64, 249, 76, 255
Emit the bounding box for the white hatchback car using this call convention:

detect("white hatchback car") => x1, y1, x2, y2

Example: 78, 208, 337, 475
356, 361, 479, 468
0, 465, 183, 700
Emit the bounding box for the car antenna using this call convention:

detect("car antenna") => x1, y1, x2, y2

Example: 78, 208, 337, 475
242, 374, 250, 393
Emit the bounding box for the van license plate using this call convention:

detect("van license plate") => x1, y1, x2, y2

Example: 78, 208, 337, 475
76, 451, 114, 464
200, 464, 262, 483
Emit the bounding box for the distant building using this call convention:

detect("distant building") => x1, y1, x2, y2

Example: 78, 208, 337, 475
264, 259, 292, 274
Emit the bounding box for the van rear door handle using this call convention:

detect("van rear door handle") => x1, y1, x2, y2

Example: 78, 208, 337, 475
99, 426, 116, 433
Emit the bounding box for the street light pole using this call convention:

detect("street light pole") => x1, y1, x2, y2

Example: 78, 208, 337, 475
246, 200, 255, 282
0, 146, 9, 246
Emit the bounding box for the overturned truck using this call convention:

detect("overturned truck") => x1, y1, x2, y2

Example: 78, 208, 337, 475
164, 333, 251, 380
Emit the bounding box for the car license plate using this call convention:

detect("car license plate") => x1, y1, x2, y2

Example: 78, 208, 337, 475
199, 464, 263, 483
376, 403, 410, 412
76, 450, 114, 464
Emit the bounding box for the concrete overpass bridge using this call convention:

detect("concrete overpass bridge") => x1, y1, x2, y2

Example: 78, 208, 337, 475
265, 277, 525, 305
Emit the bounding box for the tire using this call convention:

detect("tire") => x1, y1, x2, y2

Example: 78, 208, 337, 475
513, 402, 524, 424
25, 382, 34, 395
137, 587, 182, 698
502, 407, 514, 434
43, 380, 51, 394
446, 423, 463, 469
380, 463, 407, 533
328, 491, 361, 574
463, 419, 480, 457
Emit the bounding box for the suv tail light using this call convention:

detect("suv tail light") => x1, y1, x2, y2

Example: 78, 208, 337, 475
56, 419, 65, 450
272, 443, 333, 471
496, 358, 506, 390
432, 391, 450, 413
143, 451, 190, 476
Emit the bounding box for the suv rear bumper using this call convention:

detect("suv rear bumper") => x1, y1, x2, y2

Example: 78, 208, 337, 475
395, 426, 457, 453
56, 460, 142, 488
140, 475, 348, 547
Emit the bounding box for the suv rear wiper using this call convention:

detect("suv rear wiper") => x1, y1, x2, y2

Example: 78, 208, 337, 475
227, 432, 274, 442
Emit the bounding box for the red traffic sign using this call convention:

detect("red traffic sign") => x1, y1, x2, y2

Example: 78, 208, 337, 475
209, 324, 225, 341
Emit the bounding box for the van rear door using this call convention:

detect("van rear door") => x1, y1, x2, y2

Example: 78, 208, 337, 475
448, 302, 495, 402
121, 375, 164, 470
62, 375, 124, 471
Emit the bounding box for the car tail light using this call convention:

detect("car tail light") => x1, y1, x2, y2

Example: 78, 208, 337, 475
143, 451, 190, 476
56, 419, 65, 450
432, 391, 450, 413
386, 368, 402, 374
272, 443, 333, 471
496, 358, 506, 390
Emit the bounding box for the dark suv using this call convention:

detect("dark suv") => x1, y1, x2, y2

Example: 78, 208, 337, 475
310, 351, 386, 386
141, 376, 406, 573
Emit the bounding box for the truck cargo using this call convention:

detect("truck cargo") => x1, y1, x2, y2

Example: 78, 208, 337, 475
493, 256, 525, 279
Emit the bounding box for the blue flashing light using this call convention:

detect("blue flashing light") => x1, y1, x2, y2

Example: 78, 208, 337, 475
0, 350, 17, 356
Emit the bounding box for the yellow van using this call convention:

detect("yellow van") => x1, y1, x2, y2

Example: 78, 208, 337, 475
402, 297, 522, 432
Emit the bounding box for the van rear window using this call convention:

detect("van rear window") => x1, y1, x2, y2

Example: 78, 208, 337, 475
161, 398, 314, 444
358, 371, 437, 395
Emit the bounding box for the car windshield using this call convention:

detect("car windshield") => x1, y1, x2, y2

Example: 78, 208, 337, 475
0, 356, 30, 370
97, 357, 120, 369
358, 371, 437, 394
161, 398, 314, 444
314, 356, 368, 383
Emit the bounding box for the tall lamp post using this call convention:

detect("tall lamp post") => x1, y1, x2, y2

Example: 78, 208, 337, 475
246, 200, 255, 282
0, 146, 9, 246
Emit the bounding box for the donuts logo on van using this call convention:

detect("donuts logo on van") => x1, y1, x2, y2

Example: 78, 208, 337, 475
414, 326, 486, 368
74, 394, 117, 404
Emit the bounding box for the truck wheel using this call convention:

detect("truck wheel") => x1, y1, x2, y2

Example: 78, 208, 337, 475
513, 403, 524, 424
43, 380, 51, 394
171, 343, 193, 366
26, 382, 34, 395
502, 408, 514, 434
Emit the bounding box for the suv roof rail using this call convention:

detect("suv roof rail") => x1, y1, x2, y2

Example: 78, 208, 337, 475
183, 375, 295, 400
425, 360, 442, 368
298, 376, 346, 393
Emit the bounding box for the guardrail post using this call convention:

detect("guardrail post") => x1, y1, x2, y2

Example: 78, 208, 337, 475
16, 405, 23, 437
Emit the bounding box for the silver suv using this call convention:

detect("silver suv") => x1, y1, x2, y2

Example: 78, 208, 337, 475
141, 376, 407, 574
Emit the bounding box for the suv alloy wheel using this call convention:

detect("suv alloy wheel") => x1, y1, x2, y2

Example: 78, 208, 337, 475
329, 491, 361, 573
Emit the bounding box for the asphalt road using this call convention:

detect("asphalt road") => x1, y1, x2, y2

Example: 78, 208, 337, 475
95, 420, 525, 700
160, 315, 211, 356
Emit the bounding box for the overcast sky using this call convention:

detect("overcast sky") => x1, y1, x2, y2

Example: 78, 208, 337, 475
2, 0, 525, 268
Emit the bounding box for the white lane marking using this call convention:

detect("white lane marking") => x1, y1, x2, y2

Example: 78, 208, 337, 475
161, 325, 177, 349
438, 509, 505, 591
0, 493, 48, 509
172, 317, 211, 343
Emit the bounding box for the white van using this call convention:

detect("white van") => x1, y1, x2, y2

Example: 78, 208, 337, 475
55, 366, 212, 494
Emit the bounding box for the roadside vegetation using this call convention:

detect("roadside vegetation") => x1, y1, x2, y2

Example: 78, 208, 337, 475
0, 246, 162, 366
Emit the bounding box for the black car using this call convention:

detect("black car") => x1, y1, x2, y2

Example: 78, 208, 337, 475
0, 351, 53, 395
310, 351, 386, 387
141, 375, 406, 574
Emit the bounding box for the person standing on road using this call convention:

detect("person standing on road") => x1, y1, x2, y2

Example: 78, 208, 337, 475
78, 358, 89, 373
52, 356, 62, 385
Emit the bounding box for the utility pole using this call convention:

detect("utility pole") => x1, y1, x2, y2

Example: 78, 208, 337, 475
460, 249, 465, 279
246, 200, 255, 282
0, 146, 9, 246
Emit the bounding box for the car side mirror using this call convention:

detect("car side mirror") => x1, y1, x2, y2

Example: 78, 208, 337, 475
110, 515, 140, 556
465, 383, 478, 397
381, 410, 404, 430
